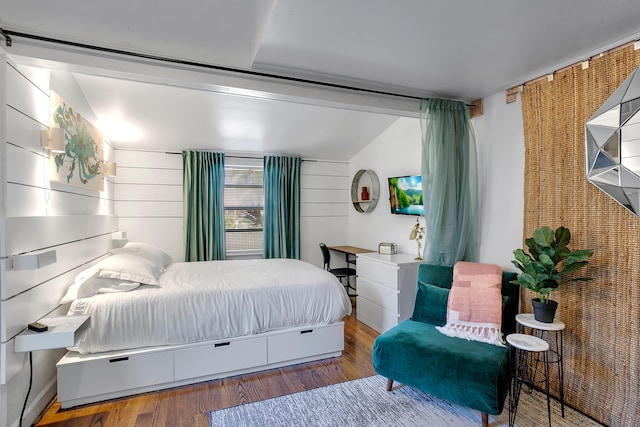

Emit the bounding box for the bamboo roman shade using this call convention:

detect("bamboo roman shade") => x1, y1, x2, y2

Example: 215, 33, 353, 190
520, 45, 640, 426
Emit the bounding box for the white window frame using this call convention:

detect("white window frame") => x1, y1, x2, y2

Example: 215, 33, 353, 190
224, 157, 263, 258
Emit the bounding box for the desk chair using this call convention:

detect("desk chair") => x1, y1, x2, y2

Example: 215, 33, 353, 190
319, 243, 357, 297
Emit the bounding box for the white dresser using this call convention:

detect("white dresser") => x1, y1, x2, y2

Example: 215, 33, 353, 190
356, 252, 421, 333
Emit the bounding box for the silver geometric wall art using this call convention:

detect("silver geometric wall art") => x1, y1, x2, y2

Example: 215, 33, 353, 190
586, 65, 640, 216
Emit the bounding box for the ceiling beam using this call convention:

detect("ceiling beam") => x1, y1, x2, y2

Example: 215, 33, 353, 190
3, 33, 421, 118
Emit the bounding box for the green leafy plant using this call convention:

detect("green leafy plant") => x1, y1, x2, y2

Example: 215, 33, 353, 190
511, 226, 594, 304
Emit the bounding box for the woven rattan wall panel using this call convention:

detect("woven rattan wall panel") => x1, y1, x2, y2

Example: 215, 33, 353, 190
521, 46, 640, 426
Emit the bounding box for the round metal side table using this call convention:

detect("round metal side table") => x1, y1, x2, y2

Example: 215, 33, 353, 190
506, 333, 552, 427
516, 313, 565, 417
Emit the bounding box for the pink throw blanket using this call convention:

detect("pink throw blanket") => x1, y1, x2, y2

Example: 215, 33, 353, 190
436, 261, 504, 347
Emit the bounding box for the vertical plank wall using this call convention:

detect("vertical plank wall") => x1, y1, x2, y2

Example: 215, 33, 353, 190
0, 59, 117, 427
115, 150, 349, 266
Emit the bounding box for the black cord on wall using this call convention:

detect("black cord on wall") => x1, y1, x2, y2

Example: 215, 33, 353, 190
20, 351, 33, 427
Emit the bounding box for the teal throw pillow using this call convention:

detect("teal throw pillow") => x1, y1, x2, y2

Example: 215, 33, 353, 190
411, 282, 450, 326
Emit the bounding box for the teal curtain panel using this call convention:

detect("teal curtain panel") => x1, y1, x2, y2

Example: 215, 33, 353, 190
183, 151, 226, 261
263, 155, 301, 259
420, 98, 478, 265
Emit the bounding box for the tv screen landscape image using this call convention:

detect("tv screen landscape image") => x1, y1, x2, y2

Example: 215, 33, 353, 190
388, 175, 424, 216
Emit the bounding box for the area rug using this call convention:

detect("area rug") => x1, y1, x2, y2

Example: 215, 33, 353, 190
209, 375, 602, 426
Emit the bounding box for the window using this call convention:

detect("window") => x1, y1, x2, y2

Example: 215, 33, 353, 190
224, 163, 263, 255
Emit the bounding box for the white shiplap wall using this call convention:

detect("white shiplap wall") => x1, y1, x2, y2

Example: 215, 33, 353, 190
115, 150, 350, 267
300, 160, 350, 267
0, 59, 117, 427
115, 150, 184, 262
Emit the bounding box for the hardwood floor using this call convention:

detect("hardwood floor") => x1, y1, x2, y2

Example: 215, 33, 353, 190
35, 302, 379, 427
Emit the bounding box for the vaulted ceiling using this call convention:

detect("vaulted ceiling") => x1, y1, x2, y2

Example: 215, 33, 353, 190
2, 1, 640, 160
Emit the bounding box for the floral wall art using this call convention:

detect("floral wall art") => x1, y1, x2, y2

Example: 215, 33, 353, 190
49, 90, 106, 191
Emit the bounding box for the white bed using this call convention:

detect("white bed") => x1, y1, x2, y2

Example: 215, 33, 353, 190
68, 258, 351, 354
56, 244, 352, 408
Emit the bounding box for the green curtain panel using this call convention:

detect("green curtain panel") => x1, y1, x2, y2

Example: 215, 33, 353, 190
420, 98, 478, 265
183, 151, 226, 261
263, 155, 301, 259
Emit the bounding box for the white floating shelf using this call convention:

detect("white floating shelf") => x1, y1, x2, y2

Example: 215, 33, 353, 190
15, 315, 90, 352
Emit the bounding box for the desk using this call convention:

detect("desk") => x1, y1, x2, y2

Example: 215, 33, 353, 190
326, 246, 373, 297
327, 245, 374, 266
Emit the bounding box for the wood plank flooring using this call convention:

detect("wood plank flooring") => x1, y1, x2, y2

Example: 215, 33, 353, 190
35, 302, 379, 427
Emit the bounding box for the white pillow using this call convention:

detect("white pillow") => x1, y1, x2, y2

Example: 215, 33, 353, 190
60, 270, 141, 304
111, 242, 173, 268
95, 253, 163, 285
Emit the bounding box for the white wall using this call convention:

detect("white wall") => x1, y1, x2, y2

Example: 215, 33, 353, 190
348, 96, 525, 271
115, 149, 183, 261
0, 50, 7, 427
348, 117, 423, 256
300, 160, 350, 267
0, 61, 116, 427
115, 149, 349, 268
473, 92, 525, 269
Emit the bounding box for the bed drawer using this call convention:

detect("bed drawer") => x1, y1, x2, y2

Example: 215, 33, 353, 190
174, 336, 267, 381
57, 350, 174, 402
267, 323, 344, 364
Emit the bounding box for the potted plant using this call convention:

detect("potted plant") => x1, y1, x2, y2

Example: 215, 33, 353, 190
511, 226, 594, 322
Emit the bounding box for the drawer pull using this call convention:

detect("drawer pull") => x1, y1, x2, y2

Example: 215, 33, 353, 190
300, 329, 314, 334
109, 357, 129, 363
214, 341, 231, 347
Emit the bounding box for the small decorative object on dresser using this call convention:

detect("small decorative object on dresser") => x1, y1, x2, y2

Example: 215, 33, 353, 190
511, 226, 594, 322
378, 242, 397, 255
409, 218, 425, 261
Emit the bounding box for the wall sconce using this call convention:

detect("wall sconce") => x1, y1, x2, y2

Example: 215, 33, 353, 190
111, 231, 127, 240
111, 231, 128, 248
40, 128, 65, 153
104, 161, 117, 177
11, 250, 57, 270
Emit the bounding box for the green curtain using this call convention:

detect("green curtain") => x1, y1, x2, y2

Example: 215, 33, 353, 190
263, 155, 301, 259
183, 151, 226, 261
420, 98, 478, 265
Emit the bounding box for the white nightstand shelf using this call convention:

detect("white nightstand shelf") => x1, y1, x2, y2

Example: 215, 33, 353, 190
15, 315, 90, 352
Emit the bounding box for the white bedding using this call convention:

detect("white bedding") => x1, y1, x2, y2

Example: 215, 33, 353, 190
69, 259, 352, 354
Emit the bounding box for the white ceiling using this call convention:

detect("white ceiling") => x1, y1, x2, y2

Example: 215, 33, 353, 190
2, 0, 640, 160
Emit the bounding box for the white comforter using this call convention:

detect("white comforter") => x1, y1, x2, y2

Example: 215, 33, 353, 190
69, 259, 352, 354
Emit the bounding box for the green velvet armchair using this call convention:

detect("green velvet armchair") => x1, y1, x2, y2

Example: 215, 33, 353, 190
372, 263, 519, 427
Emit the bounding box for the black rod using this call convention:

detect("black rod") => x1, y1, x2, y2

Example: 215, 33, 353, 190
1, 28, 475, 108
1, 28, 426, 101
0, 28, 11, 46
166, 151, 316, 162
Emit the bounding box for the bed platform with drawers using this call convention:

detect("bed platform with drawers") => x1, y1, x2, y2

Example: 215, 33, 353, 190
56, 243, 352, 408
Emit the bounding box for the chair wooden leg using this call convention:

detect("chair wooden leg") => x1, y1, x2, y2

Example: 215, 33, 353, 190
481, 412, 488, 427
386, 379, 393, 391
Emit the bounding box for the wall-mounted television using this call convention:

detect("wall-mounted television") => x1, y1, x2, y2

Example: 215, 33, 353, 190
388, 175, 424, 216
